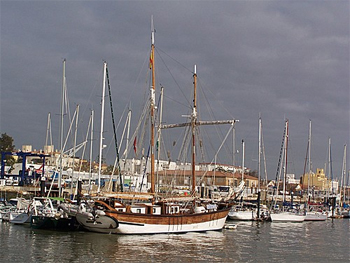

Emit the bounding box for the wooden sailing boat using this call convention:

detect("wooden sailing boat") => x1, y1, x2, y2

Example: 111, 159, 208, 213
96, 17, 232, 234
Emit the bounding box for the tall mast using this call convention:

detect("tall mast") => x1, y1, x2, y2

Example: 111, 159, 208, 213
241, 139, 245, 182
191, 65, 197, 195
272, 118, 287, 209
59, 59, 66, 198
341, 144, 347, 206
156, 86, 164, 193
328, 137, 333, 196
106, 65, 123, 192
258, 114, 261, 191
150, 15, 156, 194
257, 116, 262, 219
159, 65, 237, 196
88, 110, 94, 194
307, 120, 312, 202
45, 112, 53, 148
282, 119, 289, 204
232, 124, 236, 168
125, 110, 132, 157
71, 104, 79, 195
98, 61, 107, 193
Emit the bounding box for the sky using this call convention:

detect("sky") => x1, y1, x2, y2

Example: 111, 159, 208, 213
0, 0, 349, 182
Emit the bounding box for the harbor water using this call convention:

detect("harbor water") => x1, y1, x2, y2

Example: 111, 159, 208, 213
0, 219, 349, 262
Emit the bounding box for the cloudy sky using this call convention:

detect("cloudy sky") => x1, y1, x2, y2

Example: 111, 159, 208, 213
1, 1, 349, 181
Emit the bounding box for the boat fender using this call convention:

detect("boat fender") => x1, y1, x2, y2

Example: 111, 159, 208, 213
194, 206, 206, 213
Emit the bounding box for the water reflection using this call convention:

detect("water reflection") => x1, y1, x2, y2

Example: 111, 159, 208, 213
1, 220, 349, 263
112, 231, 226, 262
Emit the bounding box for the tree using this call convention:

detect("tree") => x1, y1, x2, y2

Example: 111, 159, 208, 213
0, 133, 16, 166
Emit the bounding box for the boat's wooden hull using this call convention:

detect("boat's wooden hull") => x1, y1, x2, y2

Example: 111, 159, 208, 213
105, 208, 230, 234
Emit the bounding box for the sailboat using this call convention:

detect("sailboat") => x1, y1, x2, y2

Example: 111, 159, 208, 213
269, 119, 306, 222
229, 116, 270, 221
30, 196, 80, 230
92, 17, 232, 234
304, 120, 327, 221
228, 140, 256, 221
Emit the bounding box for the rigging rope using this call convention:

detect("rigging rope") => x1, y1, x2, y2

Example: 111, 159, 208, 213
139, 146, 150, 192
197, 78, 232, 160
155, 47, 191, 107
106, 66, 123, 192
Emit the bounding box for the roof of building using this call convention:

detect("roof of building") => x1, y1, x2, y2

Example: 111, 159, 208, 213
155, 169, 258, 180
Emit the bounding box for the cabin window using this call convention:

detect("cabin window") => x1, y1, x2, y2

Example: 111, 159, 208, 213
137, 208, 142, 213
117, 209, 124, 212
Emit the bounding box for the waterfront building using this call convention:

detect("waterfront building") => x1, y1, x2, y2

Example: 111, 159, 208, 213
301, 168, 338, 193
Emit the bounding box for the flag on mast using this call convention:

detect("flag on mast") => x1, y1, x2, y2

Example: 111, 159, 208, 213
149, 52, 153, 69
133, 137, 137, 154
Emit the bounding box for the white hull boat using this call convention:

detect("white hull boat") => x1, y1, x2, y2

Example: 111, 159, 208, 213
228, 209, 256, 221
89, 200, 230, 235
304, 211, 327, 221
270, 212, 305, 222
115, 211, 228, 235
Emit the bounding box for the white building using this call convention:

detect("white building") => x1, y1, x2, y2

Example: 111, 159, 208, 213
286, 174, 300, 184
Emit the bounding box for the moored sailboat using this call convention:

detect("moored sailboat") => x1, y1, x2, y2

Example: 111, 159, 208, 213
270, 211, 305, 222
269, 119, 305, 222
304, 210, 328, 221
30, 197, 80, 230
228, 208, 256, 221
304, 120, 327, 221
228, 141, 256, 221
94, 17, 232, 234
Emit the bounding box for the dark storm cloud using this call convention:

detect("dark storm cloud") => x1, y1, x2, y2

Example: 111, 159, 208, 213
0, 1, 348, 180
